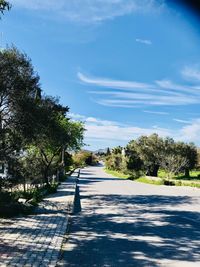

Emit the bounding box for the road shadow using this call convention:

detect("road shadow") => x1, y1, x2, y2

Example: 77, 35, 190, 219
73, 185, 82, 214
61, 191, 200, 267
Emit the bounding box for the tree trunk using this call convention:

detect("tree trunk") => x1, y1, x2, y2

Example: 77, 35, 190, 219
44, 167, 50, 186
147, 165, 159, 177
185, 168, 190, 177
23, 177, 26, 193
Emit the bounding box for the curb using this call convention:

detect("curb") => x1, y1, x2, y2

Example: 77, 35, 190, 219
68, 169, 80, 214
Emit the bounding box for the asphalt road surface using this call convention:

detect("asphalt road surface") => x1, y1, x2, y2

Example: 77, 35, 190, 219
59, 164, 200, 267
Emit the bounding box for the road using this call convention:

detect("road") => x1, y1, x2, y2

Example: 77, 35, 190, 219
59, 165, 200, 267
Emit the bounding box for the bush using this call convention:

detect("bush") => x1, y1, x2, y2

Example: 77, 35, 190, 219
163, 180, 175, 186
0, 192, 24, 217
46, 183, 58, 194
73, 151, 98, 167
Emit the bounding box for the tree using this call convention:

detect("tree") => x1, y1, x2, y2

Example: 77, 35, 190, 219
73, 150, 97, 167
112, 146, 123, 155
29, 97, 84, 184
125, 144, 144, 173
0, 47, 85, 190
0, 0, 11, 16
0, 47, 41, 165
133, 134, 164, 177
174, 142, 197, 177
159, 154, 188, 179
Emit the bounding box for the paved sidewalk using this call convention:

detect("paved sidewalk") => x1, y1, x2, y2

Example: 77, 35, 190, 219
0, 172, 78, 267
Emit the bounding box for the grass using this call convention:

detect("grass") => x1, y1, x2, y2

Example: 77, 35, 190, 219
105, 168, 200, 189
104, 168, 131, 179
135, 177, 164, 185
158, 169, 200, 180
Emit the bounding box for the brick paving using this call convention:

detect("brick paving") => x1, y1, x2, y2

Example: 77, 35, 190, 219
0, 173, 78, 267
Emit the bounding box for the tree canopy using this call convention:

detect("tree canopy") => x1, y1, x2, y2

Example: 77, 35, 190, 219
0, 47, 85, 190
105, 134, 198, 179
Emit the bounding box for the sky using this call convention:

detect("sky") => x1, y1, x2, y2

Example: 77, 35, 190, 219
1, 0, 200, 150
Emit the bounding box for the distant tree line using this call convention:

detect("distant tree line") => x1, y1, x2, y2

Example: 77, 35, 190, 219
0, 47, 85, 192
105, 134, 198, 179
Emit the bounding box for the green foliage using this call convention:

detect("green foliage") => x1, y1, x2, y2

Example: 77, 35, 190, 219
136, 177, 165, 185
132, 134, 164, 177
0, 191, 24, 217
104, 168, 130, 179
0, 47, 84, 195
73, 150, 98, 167
46, 183, 58, 194
105, 153, 123, 171
105, 133, 199, 188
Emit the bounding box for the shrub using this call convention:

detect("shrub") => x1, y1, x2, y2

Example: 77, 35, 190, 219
163, 180, 175, 186
0, 191, 23, 217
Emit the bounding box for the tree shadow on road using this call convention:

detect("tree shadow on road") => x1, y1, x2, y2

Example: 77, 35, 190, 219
60, 191, 200, 267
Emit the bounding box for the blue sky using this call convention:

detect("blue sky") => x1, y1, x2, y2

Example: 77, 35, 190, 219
2, 0, 200, 150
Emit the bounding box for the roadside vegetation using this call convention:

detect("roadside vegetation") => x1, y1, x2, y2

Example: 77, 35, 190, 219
0, 47, 85, 217
73, 150, 99, 168
103, 134, 200, 188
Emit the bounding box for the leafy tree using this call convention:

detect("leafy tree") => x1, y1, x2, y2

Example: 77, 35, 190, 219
159, 154, 188, 179
125, 144, 144, 173
174, 142, 197, 177
30, 97, 84, 184
133, 134, 164, 177
0, 47, 85, 190
105, 152, 123, 171
73, 150, 97, 167
0, 47, 41, 170
112, 146, 123, 155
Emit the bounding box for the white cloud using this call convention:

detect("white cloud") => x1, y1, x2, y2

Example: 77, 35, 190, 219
78, 72, 152, 90
69, 113, 122, 127
69, 113, 86, 120
136, 38, 152, 45
155, 79, 200, 95
10, 0, 165, 23
70, 113, 171, 143
173, 119, 191, 124
180, 119, 200, 142
182, 66, 200, 82
78, 72, 200, 107
143, 110, 169, 115
69, 113, 200, 147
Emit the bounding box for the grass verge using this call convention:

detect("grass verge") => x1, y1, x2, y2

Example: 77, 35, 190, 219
135, 177, 164, 185
104, 168, 200, 188
104, 168, 130, 179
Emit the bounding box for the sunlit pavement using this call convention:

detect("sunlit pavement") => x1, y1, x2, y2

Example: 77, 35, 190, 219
59, 165, 200, 267
0, 175, 77, 267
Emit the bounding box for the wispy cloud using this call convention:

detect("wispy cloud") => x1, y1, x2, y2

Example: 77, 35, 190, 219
10, 0, 165, 24
181, 66, 200, 82
173, 119, 191, 124
136, 38, 152, 45
78, 72, 200, 107
78, 72, 151, 90
143, 110, 169, 115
